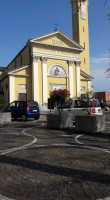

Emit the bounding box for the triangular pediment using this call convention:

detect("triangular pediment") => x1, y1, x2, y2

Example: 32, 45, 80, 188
8, 65, 31, 75
29, 31, 83, 51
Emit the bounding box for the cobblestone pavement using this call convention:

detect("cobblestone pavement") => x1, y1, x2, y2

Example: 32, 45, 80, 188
0, 118, 110, 200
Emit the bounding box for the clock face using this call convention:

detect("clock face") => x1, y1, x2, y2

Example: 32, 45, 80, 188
81, 2, 86, 19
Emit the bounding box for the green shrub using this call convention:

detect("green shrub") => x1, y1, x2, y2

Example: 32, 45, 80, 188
0, 96, 6, 112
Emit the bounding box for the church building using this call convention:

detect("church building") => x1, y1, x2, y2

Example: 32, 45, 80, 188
0, 0, 93, 111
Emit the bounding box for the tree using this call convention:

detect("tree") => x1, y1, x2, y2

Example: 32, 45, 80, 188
104, 0, 110, 76
106, 13, 110, 19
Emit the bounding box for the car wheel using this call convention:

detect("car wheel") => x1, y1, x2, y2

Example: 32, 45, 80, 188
34, 116, 40, 120
21, 115, 27, 121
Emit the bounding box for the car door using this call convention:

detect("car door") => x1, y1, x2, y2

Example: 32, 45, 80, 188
6, 101, 16, 118
15, 101, 25, 118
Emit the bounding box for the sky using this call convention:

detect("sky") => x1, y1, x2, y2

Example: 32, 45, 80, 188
0, 0, 110, 92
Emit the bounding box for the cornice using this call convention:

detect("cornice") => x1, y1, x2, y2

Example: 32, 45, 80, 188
8, 74, 32, 77
30, 41, 83, 52
33, 52, 80, 62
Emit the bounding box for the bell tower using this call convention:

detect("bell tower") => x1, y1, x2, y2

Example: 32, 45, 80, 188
70, 0, 90, 75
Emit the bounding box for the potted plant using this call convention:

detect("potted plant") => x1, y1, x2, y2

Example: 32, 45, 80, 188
75, 92, 105, 133
47, 89, 72, 129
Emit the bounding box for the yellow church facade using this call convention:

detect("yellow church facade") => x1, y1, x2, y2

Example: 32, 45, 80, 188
0, 31, 92, 111
0, 0, 93, 111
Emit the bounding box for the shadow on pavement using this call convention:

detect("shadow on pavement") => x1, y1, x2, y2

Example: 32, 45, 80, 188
0, 155, 110, 185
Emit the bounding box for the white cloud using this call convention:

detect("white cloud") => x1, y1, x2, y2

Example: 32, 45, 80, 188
90, 55, 110, 92
90, 56, 110, 65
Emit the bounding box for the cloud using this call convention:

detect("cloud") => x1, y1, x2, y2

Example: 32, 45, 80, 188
90, 56, 110, 66
90, 55, 110, 92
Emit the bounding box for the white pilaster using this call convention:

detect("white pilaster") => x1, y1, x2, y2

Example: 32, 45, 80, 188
76, 61, 81, 97
9, 75, 15, 103
42, 57, 48, 104
68, 60, 74, 98
32, 56, 39, 102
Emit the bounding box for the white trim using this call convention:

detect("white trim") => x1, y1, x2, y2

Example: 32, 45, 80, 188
42, 57, 48, 104
80, 70, 93, 80
31, 41, 83, 52
33, 52, 80, 62
32, 55, 39, 102
8, 73, 31, 77
9, 76, 15, 103
69, 60, 74, 98
76, 61, 81, 97
8, 65, 30, 74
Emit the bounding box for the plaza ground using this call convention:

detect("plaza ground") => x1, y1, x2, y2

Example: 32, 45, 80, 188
0, 116, 110, 200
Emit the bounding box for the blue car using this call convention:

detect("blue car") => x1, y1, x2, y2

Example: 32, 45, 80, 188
4, 100, 40, 121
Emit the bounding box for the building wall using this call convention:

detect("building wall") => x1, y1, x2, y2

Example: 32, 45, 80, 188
0, 31, 92, 109
95, 92, 110, 104
14, 76, 32, 101
71, 0, 90, 75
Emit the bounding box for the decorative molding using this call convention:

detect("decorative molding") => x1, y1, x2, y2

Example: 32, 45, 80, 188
8, 65, 31, 74
32, 56, 40, 62
68, 60, 75, 65
8, 73, 32, 77
34, 52, 78, 62
81, 78, 92, 81
48, 64, 68, 77
42, 57, 48, 64
75, 61, 81, 65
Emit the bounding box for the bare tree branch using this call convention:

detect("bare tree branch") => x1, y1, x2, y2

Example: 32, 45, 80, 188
106, 13, 110, 19
104, 0, 108, 6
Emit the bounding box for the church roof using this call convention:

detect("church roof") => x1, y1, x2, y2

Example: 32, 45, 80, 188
81, 70, 94, 80
6, 30, 84, 69
0, 67, 5, 71
27, 30, 84, 52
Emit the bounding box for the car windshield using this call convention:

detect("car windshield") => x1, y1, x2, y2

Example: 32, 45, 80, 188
29, 101, 38, 108
74, 99, 100, 108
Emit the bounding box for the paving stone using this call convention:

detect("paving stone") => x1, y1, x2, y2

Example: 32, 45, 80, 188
0, 120, 110, 199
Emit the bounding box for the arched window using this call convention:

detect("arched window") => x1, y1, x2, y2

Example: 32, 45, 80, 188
48, 64, 67, 77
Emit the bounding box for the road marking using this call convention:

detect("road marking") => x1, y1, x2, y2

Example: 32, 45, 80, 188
0, 194, 14, 200
97, 197, 110, 200
0, 128, 37, 156
74, 135, 110, 154
75, 135, 84, 144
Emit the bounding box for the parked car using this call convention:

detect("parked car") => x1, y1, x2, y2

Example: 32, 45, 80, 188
100, 102, 109, 109
48, 98, 102, 121
4, 100, 40, 121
